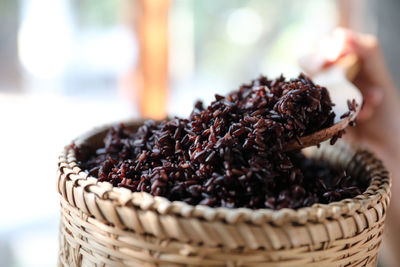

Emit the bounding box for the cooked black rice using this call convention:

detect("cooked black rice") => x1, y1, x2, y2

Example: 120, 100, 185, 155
74, 74, 366, 209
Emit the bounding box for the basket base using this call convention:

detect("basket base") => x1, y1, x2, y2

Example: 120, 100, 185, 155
58, 198, 382, 267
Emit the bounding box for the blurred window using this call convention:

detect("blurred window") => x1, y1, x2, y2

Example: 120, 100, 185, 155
169, 0, 338, 116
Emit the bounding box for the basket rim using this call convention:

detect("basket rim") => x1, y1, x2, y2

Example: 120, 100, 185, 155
58, 120, 391, 225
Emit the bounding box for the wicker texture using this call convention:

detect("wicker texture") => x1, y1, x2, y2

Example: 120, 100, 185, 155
57, 122, 391, 266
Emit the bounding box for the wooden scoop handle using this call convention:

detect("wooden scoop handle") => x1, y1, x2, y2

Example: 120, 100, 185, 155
329, 53, 361, 81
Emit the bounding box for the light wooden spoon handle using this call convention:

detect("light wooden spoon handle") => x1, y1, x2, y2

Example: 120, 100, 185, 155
335, 53, 361, 81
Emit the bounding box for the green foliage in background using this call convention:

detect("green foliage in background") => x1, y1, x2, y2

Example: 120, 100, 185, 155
71, 0, 120, 28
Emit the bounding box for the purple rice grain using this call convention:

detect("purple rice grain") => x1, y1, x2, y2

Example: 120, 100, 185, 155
74, 74, 366, 210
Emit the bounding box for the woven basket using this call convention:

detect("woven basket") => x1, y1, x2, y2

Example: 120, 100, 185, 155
57, 121, 391, 267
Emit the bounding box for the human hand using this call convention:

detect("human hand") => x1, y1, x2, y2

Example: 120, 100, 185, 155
300, 28, 400, 157
301, 29, 400, 266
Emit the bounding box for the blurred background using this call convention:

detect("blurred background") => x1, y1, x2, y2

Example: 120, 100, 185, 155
0, 0, 398, 266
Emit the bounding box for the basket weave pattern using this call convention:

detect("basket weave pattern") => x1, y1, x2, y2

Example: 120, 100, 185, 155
57, 123, 390, 266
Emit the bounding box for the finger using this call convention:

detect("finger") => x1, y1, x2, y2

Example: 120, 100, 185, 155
339, 30, 394, 89
365, 88, 384, 107
356, 88, 383, 122
358, 105, 374, 121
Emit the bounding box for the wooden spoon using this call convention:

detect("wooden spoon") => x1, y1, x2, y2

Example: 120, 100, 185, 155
284, 53, 363, 151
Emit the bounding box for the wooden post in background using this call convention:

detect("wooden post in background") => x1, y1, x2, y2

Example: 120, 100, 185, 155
137, 0, 170, 120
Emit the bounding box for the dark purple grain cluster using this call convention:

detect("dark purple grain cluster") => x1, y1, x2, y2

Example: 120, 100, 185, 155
75, 74, 366, 209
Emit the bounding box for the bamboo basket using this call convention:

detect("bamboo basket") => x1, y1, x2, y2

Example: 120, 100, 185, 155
57, 121, 391, 267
